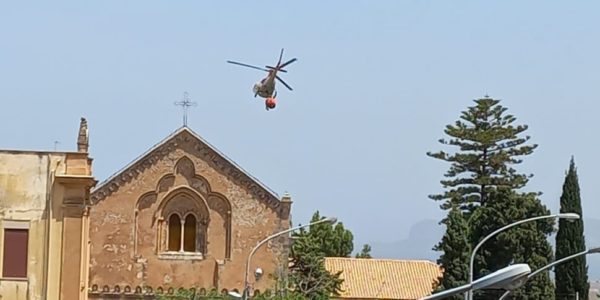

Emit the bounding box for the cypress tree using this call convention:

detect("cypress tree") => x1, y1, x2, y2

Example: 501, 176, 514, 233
555, 158, 589, 300
429, 97, 554, 298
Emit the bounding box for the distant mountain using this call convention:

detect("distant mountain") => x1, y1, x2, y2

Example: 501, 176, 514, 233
368, 218, 600, 280
369, 219, 443, 261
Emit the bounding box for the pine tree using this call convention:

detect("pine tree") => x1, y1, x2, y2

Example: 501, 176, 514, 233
355, 244, 372, 258
427, 97, 537, 211
289, 231, 343, 299
433, 206, 469, 300
287, 211, 353, 299
303, 211, 354, 258
555, 158, 589, 300
470, 188, 554, 299
429, 97, 554, 299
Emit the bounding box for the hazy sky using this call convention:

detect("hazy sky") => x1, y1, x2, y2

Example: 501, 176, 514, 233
1, 1, 599, 255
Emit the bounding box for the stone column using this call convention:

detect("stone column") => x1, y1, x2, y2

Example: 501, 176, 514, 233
56, 177, 95, 300
55, 149, 96, 300
61, 201, 85, 299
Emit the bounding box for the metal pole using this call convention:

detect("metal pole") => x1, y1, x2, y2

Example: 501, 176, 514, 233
242, 217, 336, 300
467, 214, 561, 300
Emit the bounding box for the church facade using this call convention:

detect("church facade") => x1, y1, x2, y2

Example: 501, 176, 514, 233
87, 127, 293, 297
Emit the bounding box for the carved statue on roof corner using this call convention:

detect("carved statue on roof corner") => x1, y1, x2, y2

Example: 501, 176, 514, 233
78, 117, 89, 153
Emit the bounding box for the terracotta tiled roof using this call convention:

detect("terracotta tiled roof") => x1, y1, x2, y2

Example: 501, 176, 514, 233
324, 257, 442, 300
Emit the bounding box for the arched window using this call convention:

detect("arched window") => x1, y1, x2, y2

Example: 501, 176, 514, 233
183, 214, 197, 252
157, 190, 212, 258
167, 213, 199, 252
168, 214, 181, 251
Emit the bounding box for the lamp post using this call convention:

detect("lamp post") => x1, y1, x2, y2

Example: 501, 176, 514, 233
421, 264, 531, 300
240, 216, 337, 300
466, 213, 579, 300
498, 246, 600, 300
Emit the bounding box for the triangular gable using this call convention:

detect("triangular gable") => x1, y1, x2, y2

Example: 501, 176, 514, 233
90, 127, 282, 209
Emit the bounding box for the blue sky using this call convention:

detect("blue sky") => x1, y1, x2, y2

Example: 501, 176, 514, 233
1, 1, 599, 263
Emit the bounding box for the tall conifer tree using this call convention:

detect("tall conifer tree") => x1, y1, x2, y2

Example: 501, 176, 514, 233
429, 97, 554, 299
470, 188, 555, 299
427, 97, 537, 211
555, 158, 589, 300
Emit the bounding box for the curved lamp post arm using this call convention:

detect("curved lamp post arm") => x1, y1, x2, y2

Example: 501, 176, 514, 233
498, 247, 599, 300
421, 284, 472, 300
467, 213, 578, 300
242, 217, 337, 300
469, 215, 557, 283
422, 264, 530, 300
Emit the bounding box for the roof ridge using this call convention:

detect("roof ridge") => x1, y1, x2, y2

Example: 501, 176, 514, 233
92, 126, 280, 200
94, 127, 186, 189
324, 257, 438, 263
182, 127, 280, 198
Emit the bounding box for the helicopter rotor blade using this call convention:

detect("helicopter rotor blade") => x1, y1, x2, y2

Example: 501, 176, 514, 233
266, 66, 287, 73
278, 48, 284, 65
227, 60, 269, 72
279, 58, 297, 69
276, 75, 293, 91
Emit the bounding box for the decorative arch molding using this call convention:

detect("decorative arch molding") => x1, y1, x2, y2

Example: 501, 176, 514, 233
131, 156, 234, 259
137, 191, 158, 211
175, 156, 195, 178
207, 192, 232, 259
157, 174, 176, 193
189, 175, 210, 196
155, 186, 210, 222
207, 192, 232, 215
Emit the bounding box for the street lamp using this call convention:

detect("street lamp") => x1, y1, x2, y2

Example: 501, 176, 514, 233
498, 246, 600, 300
240, 216, 337, 300
420, 264, 531, 300
466, 212, 579, 300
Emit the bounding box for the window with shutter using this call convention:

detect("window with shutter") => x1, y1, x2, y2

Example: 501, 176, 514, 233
2, 228, 28, 278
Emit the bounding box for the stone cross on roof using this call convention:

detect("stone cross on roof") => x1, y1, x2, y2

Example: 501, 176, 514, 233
174, 92, 197, 127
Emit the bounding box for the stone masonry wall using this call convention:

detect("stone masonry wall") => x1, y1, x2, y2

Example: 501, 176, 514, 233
88, 130, 291, 293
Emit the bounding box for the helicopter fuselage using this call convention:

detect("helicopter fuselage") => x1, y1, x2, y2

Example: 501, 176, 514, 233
227, 48, 295, 107
253, 71, 278, 98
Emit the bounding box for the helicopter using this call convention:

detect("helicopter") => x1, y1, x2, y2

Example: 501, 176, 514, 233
227, 49, 297, 111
